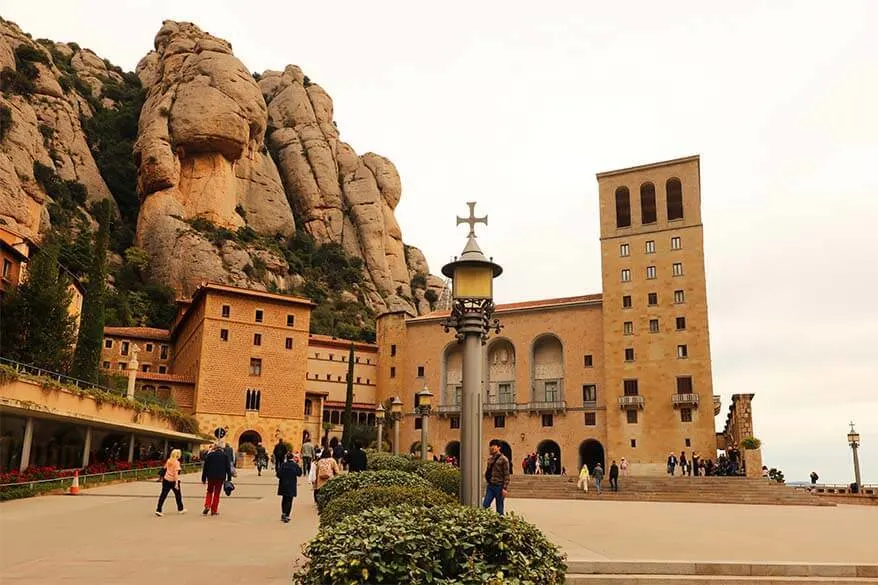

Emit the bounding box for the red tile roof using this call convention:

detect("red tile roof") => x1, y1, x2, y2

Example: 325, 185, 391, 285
135, 371, 194, 384
323, 401, 378, 409
104, 327, 171, 341
409, 293, 603, 321
308, 334, 378, 351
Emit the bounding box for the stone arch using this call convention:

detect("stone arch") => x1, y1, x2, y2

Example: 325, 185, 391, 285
486, 337, 516, 404
442, 340, 464, 406
640, 182, 657, 224
238, 430, 262, 449
615, 186, 631, 227
666, 177, 684, 220
530, 333, 565, 402
579, 439, 605, 472
445, 440, 460, 460
537, 439, 562, 475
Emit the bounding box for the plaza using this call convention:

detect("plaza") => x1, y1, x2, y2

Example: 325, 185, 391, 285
2, 469, 877, 584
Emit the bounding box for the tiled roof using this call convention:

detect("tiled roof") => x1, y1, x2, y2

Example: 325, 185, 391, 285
104, 327, 171, 341
323, 401, 378, 409
135, 371, 194, 384
308, 334, 378, 350
409, 293, 603, 321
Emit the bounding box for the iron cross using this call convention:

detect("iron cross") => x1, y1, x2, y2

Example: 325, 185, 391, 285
456, 202, 488, 238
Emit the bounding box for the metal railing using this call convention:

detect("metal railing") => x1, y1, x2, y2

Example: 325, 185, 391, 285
437, 404, 461, 415
0, 463, 200, 492
483, 401, 519, 413
618, 395, 645, 409
672, 393, 700, 408
582, 400, 597, 409
526, 400, 567, 412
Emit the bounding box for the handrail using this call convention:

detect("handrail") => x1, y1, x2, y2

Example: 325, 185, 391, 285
0, 463, 200, 490
618, 395, 645, 409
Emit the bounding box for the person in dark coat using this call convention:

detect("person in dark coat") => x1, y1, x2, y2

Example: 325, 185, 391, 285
273, 439, 288, 474
346, 440, 368, 472
276, 452, 303, 523
201, 443, 232, 516
609, 460, 620, 491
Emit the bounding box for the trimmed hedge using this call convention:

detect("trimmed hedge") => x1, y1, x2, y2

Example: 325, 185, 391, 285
421, 465, 460, 498
320, 485, 454, 527
366, 451, 461, 497
293, 504, 567, 584
315, 469, 432, 511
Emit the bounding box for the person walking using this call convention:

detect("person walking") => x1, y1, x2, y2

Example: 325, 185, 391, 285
692, 452, 700, 477
301, 437, 315, 476
609, 460, 620, 492
255, 442, 268, 476
679, 452, 688, 477
577, 464, 589, 493
667, 452, 677, 476
592, 462, 604, 494
273, 439, 288, 474
312, 449, 340, 503
482, 439, 511, 515
276, 452, 302, 523
347, 439, 368, 472
201, 443, 232, 516
155, 449, 186, 516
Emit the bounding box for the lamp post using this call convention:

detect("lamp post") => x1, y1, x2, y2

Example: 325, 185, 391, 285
417, 385, 434, 460
375, 404, 386, 452
390, 396, 403, 455
847, 421, 862, 489
440, 202, 503, 507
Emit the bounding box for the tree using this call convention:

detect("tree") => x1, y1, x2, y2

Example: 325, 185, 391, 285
0, 238, 76, 371
70, 201, 111, 382
340, 342, 356, 449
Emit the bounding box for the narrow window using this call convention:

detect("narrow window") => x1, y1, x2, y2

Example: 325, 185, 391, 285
624, 348, 635, 362
648, 292, 658, 306
681, 408, 693, 422
623, 379, 639, 396
415, 417, 423, 430
322, 410, 330, 423
622, 295, 632, 309
391, 344, 397, 357
331, 411, 340, 424
676, 317, 686, 330
121, 341, 129, 356
145, 343, 153, 353
646, 266, 656, 279
158, 366, 167, 374
630, 439, 637, 448
253, 333, 262, 346
355, 357, 360, 363
623, 321, 633, 335
160, 345, 168, 359
390, 366, 396, 378
104, 339, 113, 349
221, 305, 230, 318
582, 384, 597, 402
584, 354, 593, 367
667, 178, 684, 220
685, 438, 691, 447
255, 309, 263, 323
584, 412, 596, 426
649, 319, 659, 333
287, 314, 295, 327
450, 417, 460, 429
620, 243, 630, 257
285, 337, 293, 350
674, 290, 685, 304
621, 269, 631, 282
673, 262, 683, 276
326, 374, 331, 380
615, 186, 632, 227
102, 361, 110, 369
645, 240, 656, 254
356, 376, 361, 383
541, 414, 554, 427
118, 363, 126, 370
329, 354, 334, 361
671, 236, 681, 250
677, 344, 688, 359
245, 389, 251, 410
677, 376, 693, 394
417, 366, 425, 377
627, 410, 638, 424
142, 364, 151, 372
1, 259, 11, 278
249, 358, 262, 376
304, 399, 312, 415
640, 182, 657, 224
494, 415, 506, 428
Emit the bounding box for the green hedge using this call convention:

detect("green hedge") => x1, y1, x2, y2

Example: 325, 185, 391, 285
315, 469, 432, 511
293, 504, 567, 584
320, 485, 454, 527
365, 451, 461, 497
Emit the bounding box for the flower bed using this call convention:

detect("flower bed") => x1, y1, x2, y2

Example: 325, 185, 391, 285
0, 459, 165, 485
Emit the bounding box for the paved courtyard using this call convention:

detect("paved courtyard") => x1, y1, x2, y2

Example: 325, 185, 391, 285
2, 470, 878, 584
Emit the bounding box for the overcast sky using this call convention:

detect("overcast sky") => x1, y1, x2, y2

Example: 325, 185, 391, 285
3, 0, 876, 483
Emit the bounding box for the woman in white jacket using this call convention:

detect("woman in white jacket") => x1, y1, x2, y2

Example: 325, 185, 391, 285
577, 464, 589, 492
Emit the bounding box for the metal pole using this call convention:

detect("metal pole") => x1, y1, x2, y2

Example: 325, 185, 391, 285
376, 420, 384, 452
461, 327, 483, 507
393, 417, 400, 456
421, 413, 429, 460
852, 444, 862, 488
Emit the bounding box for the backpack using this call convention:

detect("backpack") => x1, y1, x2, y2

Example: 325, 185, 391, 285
318, 459, 332, 480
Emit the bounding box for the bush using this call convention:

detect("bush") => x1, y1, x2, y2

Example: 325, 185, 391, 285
293, 504, 567, 584
421, 465, 461, 498
320, 485, 454, 527
365, 450, 420, 473
0, 104, 11, 142
238, 441, 256, 455
740, 436, 761, 450
315, 469, 432, 510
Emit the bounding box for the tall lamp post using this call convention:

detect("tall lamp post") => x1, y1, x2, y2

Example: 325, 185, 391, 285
440, 202, 503, 507
390, 396, 403, 455
847, 422, 862, 490
375, 404, 385, 452
417, 385, 434, 460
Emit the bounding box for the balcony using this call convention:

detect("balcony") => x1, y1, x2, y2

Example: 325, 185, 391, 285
618, 395, 645, 410
484, 401, 519, 414
672, 393, 700, 409
713, 394, 722, 416
582, 400, 597, 409
437, 403, 461, 416
526, 400, 567, 412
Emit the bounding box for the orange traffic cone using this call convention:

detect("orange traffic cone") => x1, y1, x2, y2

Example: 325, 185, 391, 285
69, 470, 80, 495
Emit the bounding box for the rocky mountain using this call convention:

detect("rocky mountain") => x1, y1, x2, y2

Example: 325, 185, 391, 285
0, 18, 445, 337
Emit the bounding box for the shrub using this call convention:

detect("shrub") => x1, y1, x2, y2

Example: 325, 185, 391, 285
365, 450, 420, 473
293, 504, 567, 584
740, 436, 761, 450
1, 66, 36, 95
0, 105, 11, 142
315, 469, 432, 510
238, 441, 256, 455
320, 485, 454, 527
410, 273, 427, 289
421, 465, 461, 498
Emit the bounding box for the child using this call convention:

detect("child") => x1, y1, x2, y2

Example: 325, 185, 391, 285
276, 452, 302, 523
577, 464, 589, 493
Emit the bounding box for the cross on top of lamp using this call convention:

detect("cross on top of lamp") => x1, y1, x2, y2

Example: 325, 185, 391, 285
848, 421, 860, 447
441, 202, 503, 301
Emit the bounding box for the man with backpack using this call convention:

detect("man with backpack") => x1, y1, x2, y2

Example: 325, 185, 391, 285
311, 450, 340, 503
273, 438, 288, 474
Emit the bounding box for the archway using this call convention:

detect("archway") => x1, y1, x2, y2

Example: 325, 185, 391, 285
445, 441, 460, 461
537, 439, 562, 475
238, 430, 262, 449
579, 439, 605, 472
497, 440, 512, 474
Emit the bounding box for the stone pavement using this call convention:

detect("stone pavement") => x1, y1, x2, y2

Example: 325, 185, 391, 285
505, 498, 878, 564
0, 468, 319, 585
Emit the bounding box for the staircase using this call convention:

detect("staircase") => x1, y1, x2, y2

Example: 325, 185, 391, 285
510, 474, 833, 506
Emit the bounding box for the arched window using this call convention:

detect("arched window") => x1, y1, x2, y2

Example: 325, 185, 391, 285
615, 187, 631, 228
666, 178, 683, 220
304, 399, 313, 416
640, 182, 657, 224
322, 409, 330, 423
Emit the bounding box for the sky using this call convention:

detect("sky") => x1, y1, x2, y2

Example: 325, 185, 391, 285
2, 0, 876, 484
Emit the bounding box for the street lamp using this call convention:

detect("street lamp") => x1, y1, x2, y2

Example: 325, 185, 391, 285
847, 421, 862, 490
440, 202, 503, 507
375, 404, 386, 452
390, 396, 403, 455
417, 385, 434, 460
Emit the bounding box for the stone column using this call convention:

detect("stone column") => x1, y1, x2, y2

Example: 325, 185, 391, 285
19, 417, 35, 472
127, 433, 136, 463
127, 344, 140, 399
81, 427, 92, 468
163, 439, 169, 459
